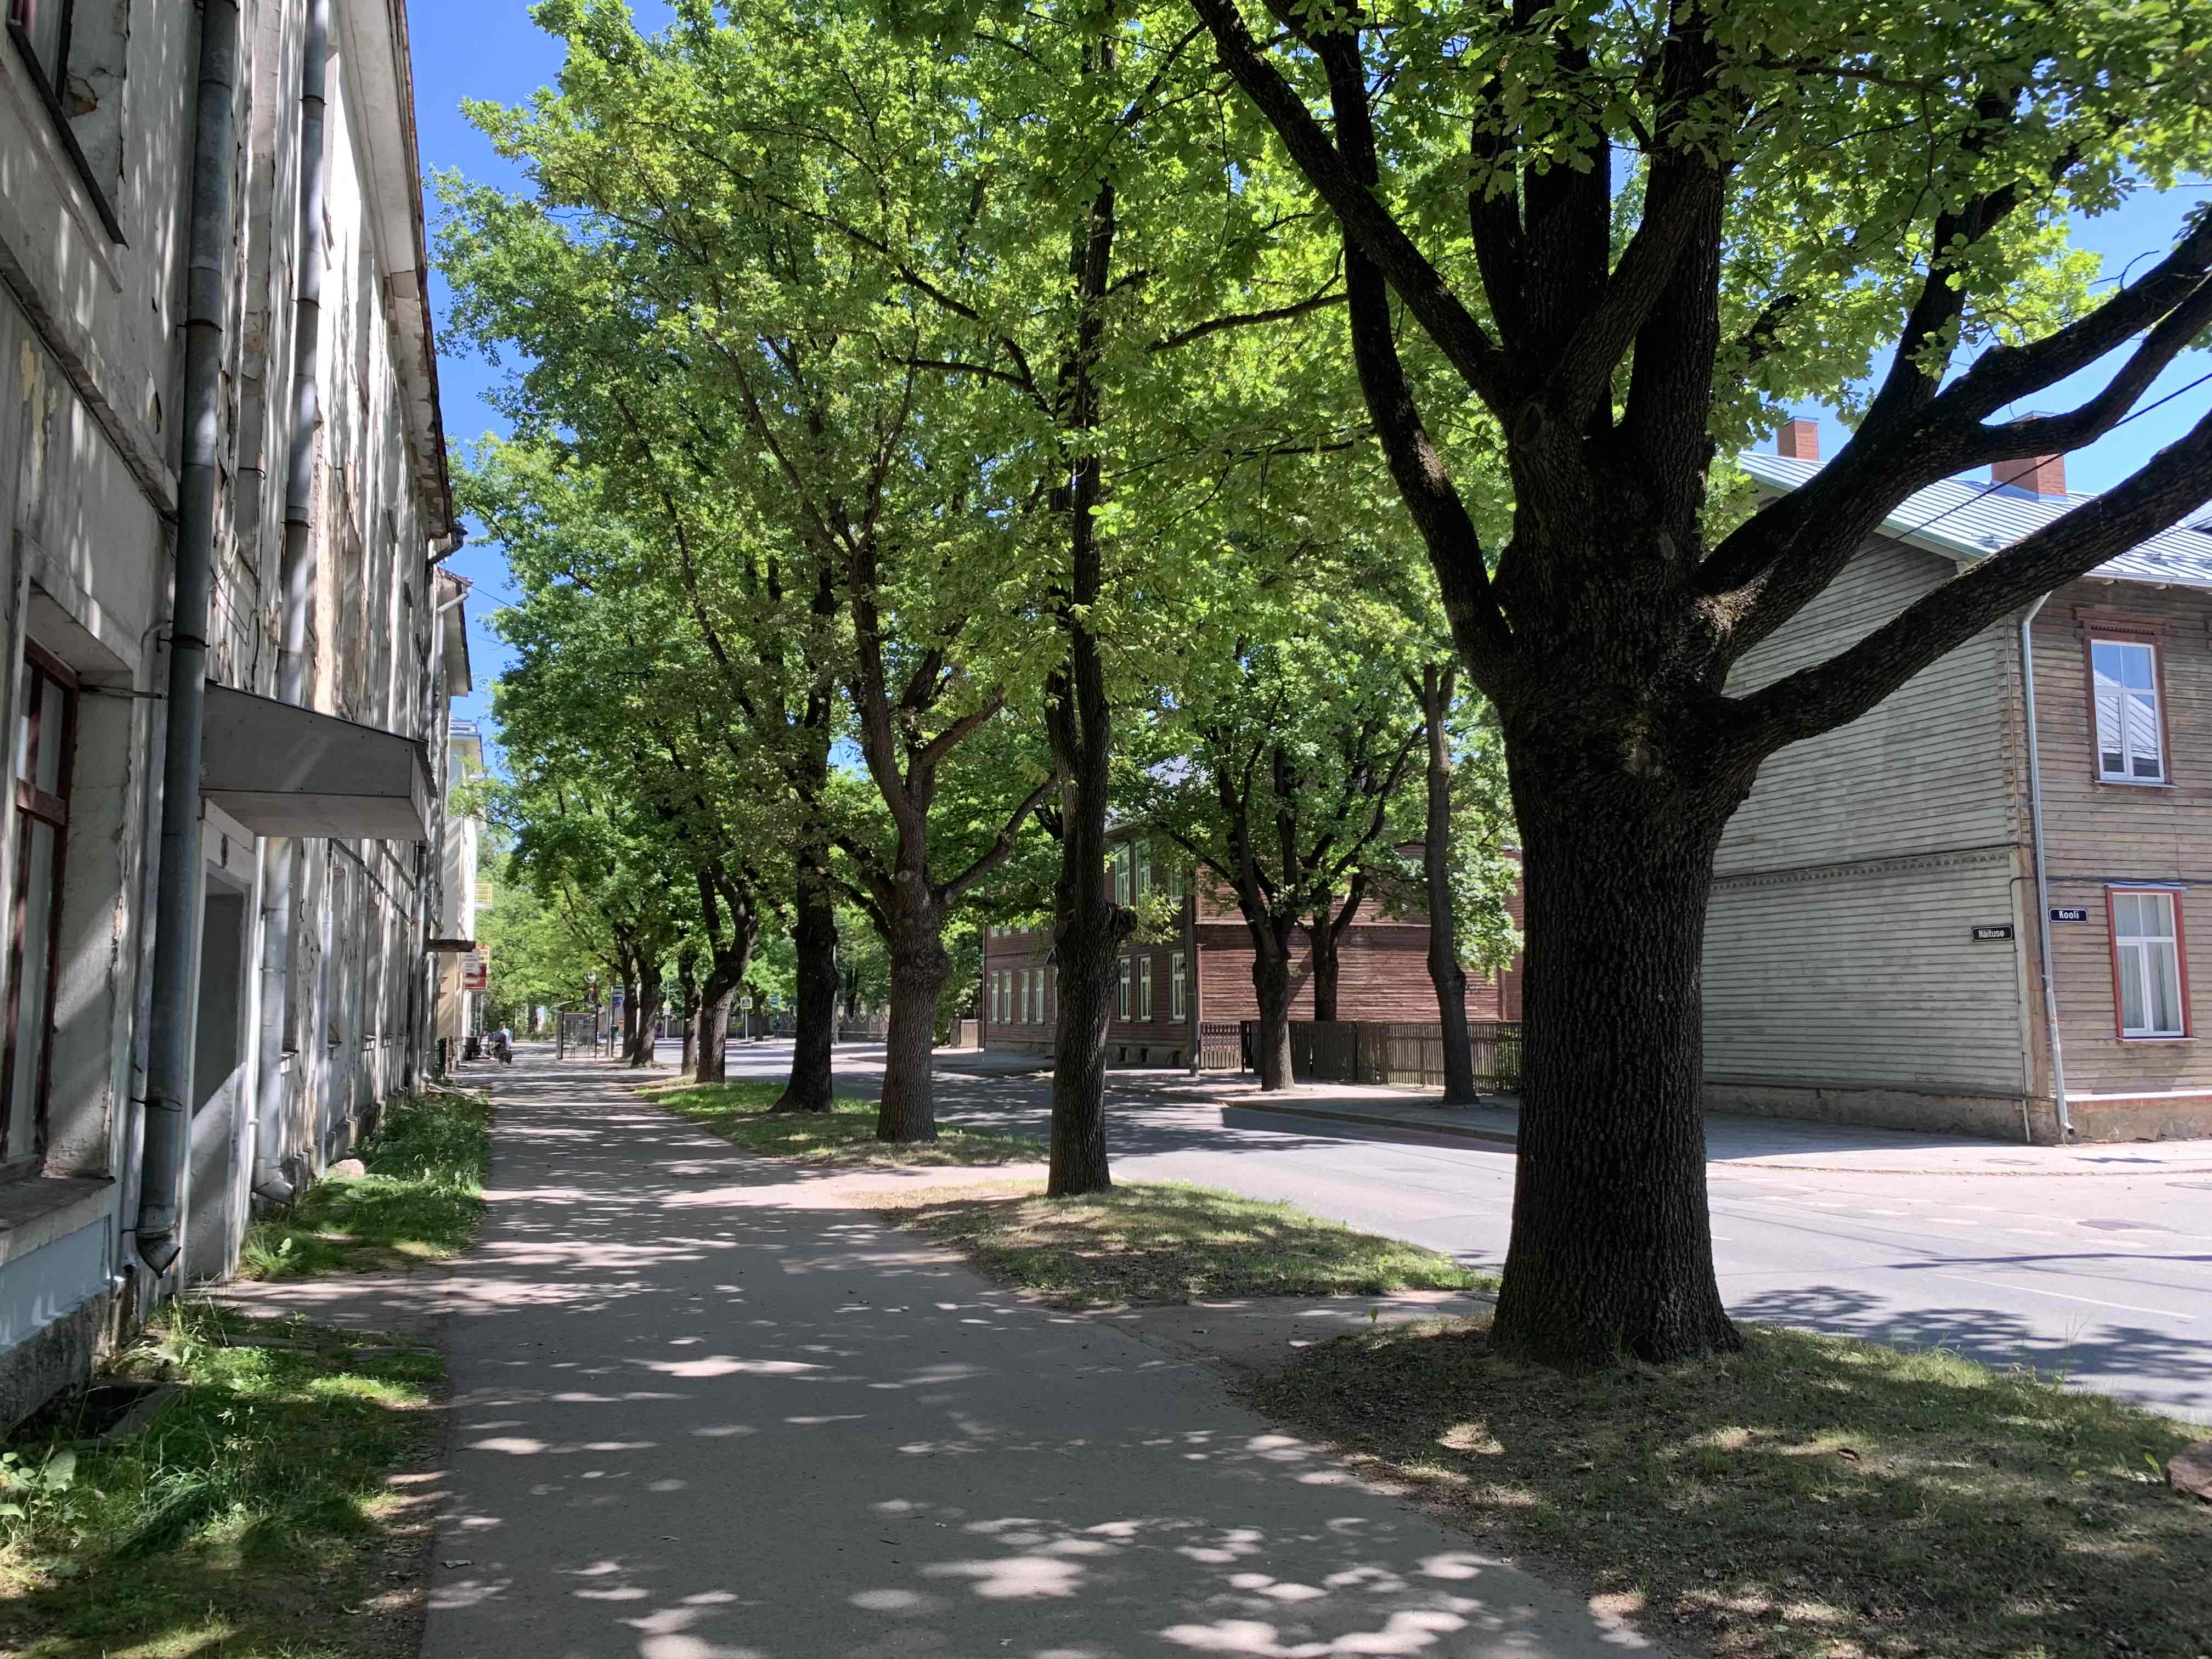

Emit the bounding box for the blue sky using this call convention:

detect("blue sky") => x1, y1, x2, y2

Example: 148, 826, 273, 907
411, 4, 2210, 745
412, 1, 676, 740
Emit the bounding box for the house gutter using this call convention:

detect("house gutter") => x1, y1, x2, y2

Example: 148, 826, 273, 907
250, 0, 333, 1207
2019, 596, 2074, 1142
135, 0, 241, 1272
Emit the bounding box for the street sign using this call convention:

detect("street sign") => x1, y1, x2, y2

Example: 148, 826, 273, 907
461, 946, 489, 991
1971, 925, 2015, 943
2049, 907, 2091, 922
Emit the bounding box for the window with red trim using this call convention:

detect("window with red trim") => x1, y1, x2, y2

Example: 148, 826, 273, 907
2109, 888, 2188, 1040
3, 646, 76, 1175
2090, 637, 2168, 783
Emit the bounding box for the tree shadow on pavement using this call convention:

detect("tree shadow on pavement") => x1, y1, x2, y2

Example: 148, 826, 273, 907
1730, 1282, 2212, 1419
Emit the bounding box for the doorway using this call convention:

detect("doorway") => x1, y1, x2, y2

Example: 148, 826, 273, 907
185, 886, 249, 1282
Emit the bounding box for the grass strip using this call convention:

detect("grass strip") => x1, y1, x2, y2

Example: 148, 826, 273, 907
1252, 1316, 2208, 1659
238, 1088, 493, 1279
642, 1080, 1041, 1166
866, 1180, 1495, 1305
0, 1302, 443, 1658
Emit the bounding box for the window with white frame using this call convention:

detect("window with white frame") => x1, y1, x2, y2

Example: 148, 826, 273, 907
1133, 843, 1150, 900
1044, 968, 1054, 1023
1117, 957, 1131, 1019
2112, 889, 2186, 1039
994, 970, 1006, 1024
1171, 951, 1187, 1022
1138, 958, 1154, 1020
2091, 639, 2166, 783
1112, 844, 1132, 905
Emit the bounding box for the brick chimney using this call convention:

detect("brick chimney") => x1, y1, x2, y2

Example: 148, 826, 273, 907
1994, 454, 2067, 498
1776, 417, 1819, 462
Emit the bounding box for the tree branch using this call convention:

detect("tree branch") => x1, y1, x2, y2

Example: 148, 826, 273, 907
1146, 286, 1346, 352
1188, 0, 1514, 409
942, 774, 1060, 905
1736, 404, 2212, 751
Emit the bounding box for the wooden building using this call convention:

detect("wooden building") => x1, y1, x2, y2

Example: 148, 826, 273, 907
981, 839, 1522, 1066
1712, 424, 2212, 1143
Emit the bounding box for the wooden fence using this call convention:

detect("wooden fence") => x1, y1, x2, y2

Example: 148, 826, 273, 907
1245, 1019, 1522, 1092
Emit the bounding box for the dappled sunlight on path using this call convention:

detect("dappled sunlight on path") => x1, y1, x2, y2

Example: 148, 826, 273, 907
419, 1055, 1660, 1657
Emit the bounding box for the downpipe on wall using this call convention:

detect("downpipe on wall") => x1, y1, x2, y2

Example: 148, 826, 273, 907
249, 0, 332, 1207
2019, 595, 2074, 1143
134, 0, 242, 1274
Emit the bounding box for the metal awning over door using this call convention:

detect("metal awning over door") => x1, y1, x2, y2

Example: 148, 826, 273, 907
199, 684, 433, 840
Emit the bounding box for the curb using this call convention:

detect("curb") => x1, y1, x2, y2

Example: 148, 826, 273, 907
1216, 1098, 2212, 1177
1220, 1098, 1520, 1148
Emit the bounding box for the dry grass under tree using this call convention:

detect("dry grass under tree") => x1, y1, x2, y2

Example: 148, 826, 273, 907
1253, 1316, 2208, 1659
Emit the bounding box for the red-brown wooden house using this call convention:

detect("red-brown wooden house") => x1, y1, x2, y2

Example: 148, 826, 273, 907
980, 833, 1522, 1066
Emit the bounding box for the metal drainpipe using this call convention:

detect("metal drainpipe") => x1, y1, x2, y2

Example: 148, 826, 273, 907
135, 0, 242, 1273
250, 0, 331, 1205
2020, 596, 2074, 1143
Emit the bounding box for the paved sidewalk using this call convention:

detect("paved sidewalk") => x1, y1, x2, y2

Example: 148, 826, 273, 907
421, 1056, 1664, 1658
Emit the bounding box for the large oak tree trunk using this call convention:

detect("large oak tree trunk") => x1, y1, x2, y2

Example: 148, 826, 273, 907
1420, 666, 1479, 1104
1250, 943, 1294, 1091
1489, 789, 1741, 1368
774, 843, 838, 1113
877, 923, 949, 1142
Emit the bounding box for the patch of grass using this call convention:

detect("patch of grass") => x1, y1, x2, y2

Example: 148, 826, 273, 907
866, 1180, 1494, 1306
1253, 1316, 2209, 1659
0, 1301, 443, 1658
237, 1088, 492, 1279
642, 1081, 1041, 1166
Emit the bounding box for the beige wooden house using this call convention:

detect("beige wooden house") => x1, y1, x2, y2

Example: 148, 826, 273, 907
1711, 423, 2212, 1143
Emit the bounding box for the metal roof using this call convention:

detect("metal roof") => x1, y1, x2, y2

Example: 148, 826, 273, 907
1740, 451, 2212, 593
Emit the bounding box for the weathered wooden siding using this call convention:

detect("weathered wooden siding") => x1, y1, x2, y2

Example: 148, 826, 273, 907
2028, 581, 2212, 1109
1705, 533, 2030, 1109
1706, 849, 2029, 1094
1719, 537, 2016, 876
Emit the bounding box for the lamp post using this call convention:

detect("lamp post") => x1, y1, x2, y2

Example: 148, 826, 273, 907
586, 971, 600, 1057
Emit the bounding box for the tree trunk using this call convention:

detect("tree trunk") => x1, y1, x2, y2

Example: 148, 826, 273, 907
1488, 793, 1741, 1368
1039, 67, 1127, 1199
1250, 943, 1294, 1091
674, 945, 701, 1076
622, 978, 644, 1064
1049, 938, 1116, 1193
695, 987, 733, 1085
1420, 665, 1479, 1104
628, 963, 662, 1067
1047, 738, 1130, 1194
773, 843, 838, 1113
877, 922, 949, 1142
1308, 901, 1341, 1023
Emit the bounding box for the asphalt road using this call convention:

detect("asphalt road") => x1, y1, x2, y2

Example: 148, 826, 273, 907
662, 1039, 2212, 1422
